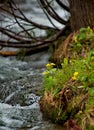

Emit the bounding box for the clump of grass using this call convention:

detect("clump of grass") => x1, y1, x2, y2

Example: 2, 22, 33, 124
68, 27, 94, 59
41, 27, 94, 129
43, 50, 94, 97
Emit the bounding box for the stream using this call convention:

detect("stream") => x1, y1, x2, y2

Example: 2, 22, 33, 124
0, 0, 68, 129
0, 52, 65, 130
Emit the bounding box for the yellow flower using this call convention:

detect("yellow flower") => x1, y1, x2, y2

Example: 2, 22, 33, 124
46, 63, 51, 68
50, 63, 55, 66
72, 76, 76, 80
73, 72, 78, 76
42, 71, 49, 75
72, 72, 79, 80
46, 63, 55, 68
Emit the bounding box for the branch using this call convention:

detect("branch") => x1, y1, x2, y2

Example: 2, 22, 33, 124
0, 0, 71, 55
0, 6, 58, 31
38, 0, 58, 29
39, 0, 68, 25
0, 27, 31, 41
55, 0, 69, 12
9, 1, 37, 40
0, 24, 70, 48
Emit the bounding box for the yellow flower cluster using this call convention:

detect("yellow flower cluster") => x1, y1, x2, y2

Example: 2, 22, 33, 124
72, 72, 78, 80
42, 63, 55, 75
42, 71, 49, 75
46, 63, 55, 68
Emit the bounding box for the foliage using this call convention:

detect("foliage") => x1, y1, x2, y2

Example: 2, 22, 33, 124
42, 27, 94, 129
72, 27, 94, 54
43, 50, 94, 96
73, 27, 94, 43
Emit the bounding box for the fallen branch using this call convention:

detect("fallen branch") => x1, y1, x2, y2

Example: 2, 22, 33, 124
0, 50, 18, 56
0, 24, 70, 48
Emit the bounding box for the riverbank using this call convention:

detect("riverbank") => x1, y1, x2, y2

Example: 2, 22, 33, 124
40, 27, 94, 130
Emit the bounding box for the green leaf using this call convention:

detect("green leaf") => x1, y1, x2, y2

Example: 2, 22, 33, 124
88, 87, 94, 96
63, 58, 68, 66
80, 28, 87, 33
78, 33, 86, 41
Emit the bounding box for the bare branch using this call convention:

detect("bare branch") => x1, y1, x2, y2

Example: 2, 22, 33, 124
9, 1, 37, 41
55, 0, 69, 12
0, 24, 70, 48
0, 6, 57, 31
39, 0, 68, 25
0, 0, 70, 54
0, 27, 29, 41
38, 0, 59, 29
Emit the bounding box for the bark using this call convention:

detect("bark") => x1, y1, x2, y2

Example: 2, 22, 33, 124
69, 0, 94, 31
0, 50, 18, 56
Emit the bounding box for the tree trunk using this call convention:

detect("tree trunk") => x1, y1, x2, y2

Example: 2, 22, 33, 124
69, 0, 94, 31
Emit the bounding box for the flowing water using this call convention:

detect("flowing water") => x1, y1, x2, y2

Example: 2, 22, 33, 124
0, 52, 66, 130
0, 0, 68, 129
